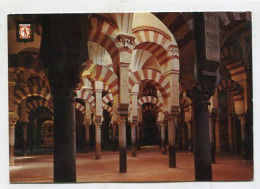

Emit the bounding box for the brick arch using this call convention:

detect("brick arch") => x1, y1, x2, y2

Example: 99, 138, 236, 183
133, 29, 178, 66
76, 90, 96, 108
75, 102, 85, 114
153, 13, 196, 89
220, 43, 245, 79
138, 96, 162, 112
88, 16, 120, 72
217, 79, 243, 101
129, 69, 170, 98
14, 86, 51, 105
84, 64, 119, 96
102, 93, 113, 104
218, 12, 251, 29
102, 103, 113, 115
26, 99, 52, 113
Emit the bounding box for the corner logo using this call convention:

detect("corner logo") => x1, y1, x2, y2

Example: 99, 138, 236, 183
16, 22, 34, 42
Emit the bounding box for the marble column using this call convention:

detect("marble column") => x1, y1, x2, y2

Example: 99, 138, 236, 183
157, 123, 161, 149
112, 123, 118, 150
95, 121, 101, 159
9, 118, 17, 166
136, 124, 140, 150
187, 121, 192, 153
85, 123, 90, 153
168, 116, 176, 168
232, 114, 238, 152
22, 122, 28, 156
190, 88, 212, 181
209, 111, 216, 164
131, 122, 137, 157
52, 86, 77, 182
40, 14, 88, 183
239, 116, 246, 158
119, 115, 127, 173
228, 114, 233, 151
160, 122, 166, 155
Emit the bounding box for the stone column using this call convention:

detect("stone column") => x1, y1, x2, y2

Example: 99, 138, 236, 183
9, 117, 17, 166
228, 113, 233, 151
157, 123, 161, 149
168, 116, 176, 168
187, 121, 192, 153
160, 122, 166, 155
22, 122, 28, 156
85, 123, 90, 153
232, 113, 238, 152
239, 116, 246, 158
112, 123, 118, 150
131, 121, 137, 157
209, 111, 217, 164
136, 124, 140, 150
40, 14, 88, 182
215, 117, 221, 152
94, 121, 101, 159
190, 88, 212, 181
181, 123, 186, 149
52, 86, 77, 182
119, 115, 127, 173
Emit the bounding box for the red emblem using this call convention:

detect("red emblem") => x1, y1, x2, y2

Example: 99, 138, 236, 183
19, 24, 31, 39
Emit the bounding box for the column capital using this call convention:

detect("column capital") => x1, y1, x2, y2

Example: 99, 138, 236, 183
118, 115, 127, 125
187, 87, 213, 112
116, 34, 135, 50
9, 116, 18, 128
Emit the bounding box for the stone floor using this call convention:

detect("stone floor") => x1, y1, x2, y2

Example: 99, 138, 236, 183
10, 146, 253, 183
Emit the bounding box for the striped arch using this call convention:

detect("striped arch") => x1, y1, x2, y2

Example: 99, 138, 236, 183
220, 43, 245, 79
129, 69, 170, 98
87, 16, 120, 71
76, 90, 96, 108
218, 12, 251, 29
133, 28, 178, 66
153, 13, 196, 89
26, 99, 52, 113
102, 93, 113, 104
217, 79, 243, 101
142, 104, 159, 118
14, 86, 51, 105
102, 103, 113, 115
138, 96, 162, 112
84, 64, 119, 96
75, 102, 85, 114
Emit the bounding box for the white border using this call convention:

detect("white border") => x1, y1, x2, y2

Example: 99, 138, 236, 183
0, 0, 260, 189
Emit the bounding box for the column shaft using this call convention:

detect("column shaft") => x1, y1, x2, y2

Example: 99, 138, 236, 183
131, 124, 136, 157
136, 126, 140, 150
95, 123, 101, 159
187, 122, 192, 153
168, 117, 176, 168
119, 116, 127, 173
9, 125, 15, 166
191, 90, 212, 181
240, 117, 246, 158
161, 123, 166, 154
22, 123, 28, 156
209, 115, 216, 163
85, 125, 90, 153
228, 114, 233, 151
53, 89, 76, 182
